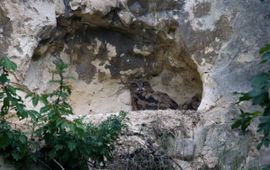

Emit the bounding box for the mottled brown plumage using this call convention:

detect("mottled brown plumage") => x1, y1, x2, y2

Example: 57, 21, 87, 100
181, 95, 201, 110
129, 79, 179, 110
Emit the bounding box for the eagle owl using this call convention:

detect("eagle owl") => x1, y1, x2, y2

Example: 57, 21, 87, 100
129, 79, 179, 110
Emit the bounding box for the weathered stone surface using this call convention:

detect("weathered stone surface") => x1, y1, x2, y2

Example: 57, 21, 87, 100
0, 1, 56, 78
18, 0, 203, 114
84, 110, 199, 169
82, 109, 266, 169
179, 0, 270, 112
1, 0, 270, 169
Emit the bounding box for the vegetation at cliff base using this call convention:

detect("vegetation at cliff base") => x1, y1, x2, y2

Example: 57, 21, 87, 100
0, 56, 127, 169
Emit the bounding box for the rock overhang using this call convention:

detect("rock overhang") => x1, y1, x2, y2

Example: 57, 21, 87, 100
23, 0, 202, 113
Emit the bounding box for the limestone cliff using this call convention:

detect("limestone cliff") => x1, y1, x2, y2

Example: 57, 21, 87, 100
0, 0, 270, 169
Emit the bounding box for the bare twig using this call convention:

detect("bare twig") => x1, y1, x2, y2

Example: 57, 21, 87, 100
37, 159, 53, 170
52, 158, 65, 170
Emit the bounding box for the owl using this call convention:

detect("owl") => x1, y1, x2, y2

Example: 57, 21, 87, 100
129, 79, 179, 110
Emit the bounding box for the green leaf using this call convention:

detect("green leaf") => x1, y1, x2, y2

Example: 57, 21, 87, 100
232, 110, 258, 131
239, 93, 252, 102
119, 111, 128, 118
241, 118, 252, 131
252, 111, 261, 117
250, 91, 269, 106
264, 106, 270, 115
67, 141, 77, 151
0, 74, 9, 84
260, 44, 270, 54
262, 165, 270, 170
1, 97, 10, 116
28, 110, 40, 122
25, 93, 33, 99
55, 144, 64, 151
15, 103, 25, 114
261, 52, 270, 63
0, 135, 10, 149
40, 95, 49, 105
17, 110, 29, 119
231, 120, 242, 129
259, 115, 270, 125
6, 85, 17, 95
11, 151, 23, 161
257, 142, 263, 150
18, 135, 27, 143
40, 106, 50, 113
53, 58, 68, 74
251, 73, 269, 89
32, 95, 39, 107
0, 57, 17, 72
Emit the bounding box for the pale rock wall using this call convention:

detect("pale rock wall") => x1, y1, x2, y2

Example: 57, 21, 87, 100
0, 1, 56, 78
179, 0, 270, 112
19, 0, 202, 114
177, 0, 270, 168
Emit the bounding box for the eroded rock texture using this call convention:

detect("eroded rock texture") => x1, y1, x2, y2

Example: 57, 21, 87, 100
1, 0, 270, 169
17, 0, 202, 114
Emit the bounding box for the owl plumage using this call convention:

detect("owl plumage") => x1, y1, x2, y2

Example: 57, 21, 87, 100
129, 80, 179, 110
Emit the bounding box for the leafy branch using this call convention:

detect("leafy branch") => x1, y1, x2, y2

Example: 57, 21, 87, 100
0, 57, 39, 167
0, 56, 127, 169
232, 44, 270, 149
31, 58, 127, 169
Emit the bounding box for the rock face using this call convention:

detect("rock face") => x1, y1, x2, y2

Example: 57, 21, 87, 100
7, 0, 202, 114
1, 0, 270, 169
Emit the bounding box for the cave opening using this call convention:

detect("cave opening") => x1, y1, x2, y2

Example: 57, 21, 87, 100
24, 14, 203, 114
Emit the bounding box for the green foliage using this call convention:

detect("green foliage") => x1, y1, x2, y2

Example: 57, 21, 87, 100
0, 56, 17, 72
0, 57, 38, 166
33, 58, 127, 169
232, 110, 261, 131
0, 56, 127, 169
0, 57, 34, 120
232, 44, 270, 149
0, 121, 34, 166
262, 164, 270, 170
84, 111, 127, 165
39, 111, 127, 170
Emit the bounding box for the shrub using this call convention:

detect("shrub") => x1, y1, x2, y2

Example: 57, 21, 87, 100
232, 44, 270, 149
0, 56, 127, 169
0, 57, 39, 167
